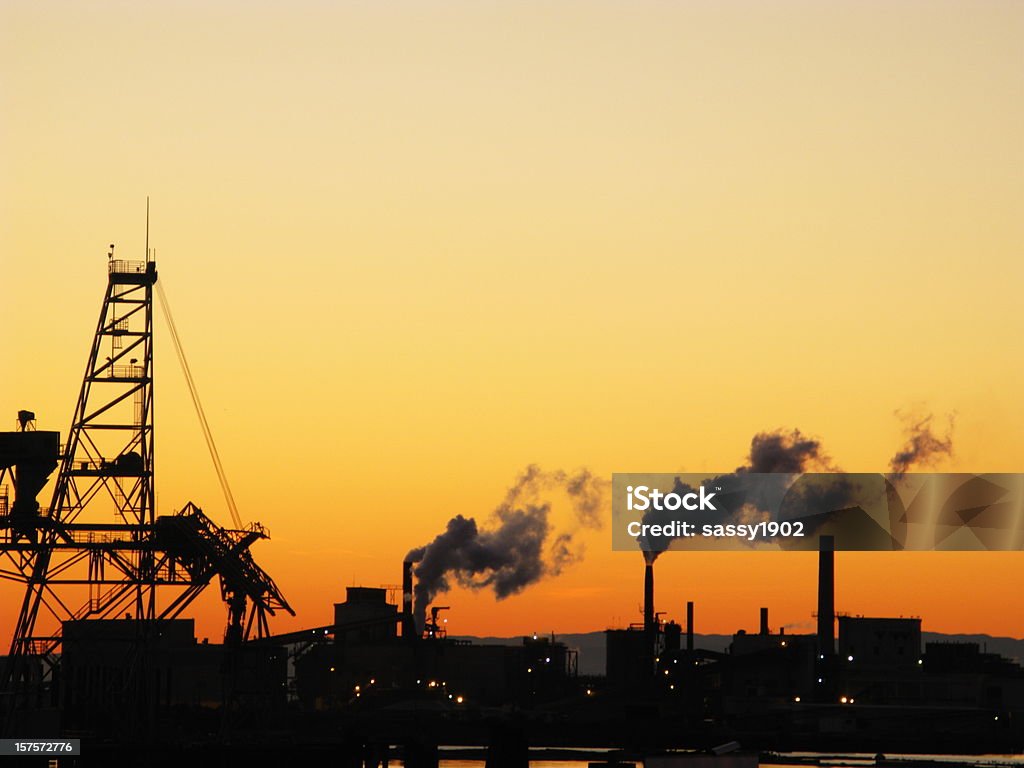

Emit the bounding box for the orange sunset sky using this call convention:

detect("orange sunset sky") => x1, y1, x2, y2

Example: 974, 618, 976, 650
2, 1, 1023, 646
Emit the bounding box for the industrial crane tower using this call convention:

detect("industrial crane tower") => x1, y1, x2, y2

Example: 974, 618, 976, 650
0, 245, 292, 727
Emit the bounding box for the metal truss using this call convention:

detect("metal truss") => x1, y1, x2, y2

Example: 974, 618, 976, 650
1, 252, 293, 722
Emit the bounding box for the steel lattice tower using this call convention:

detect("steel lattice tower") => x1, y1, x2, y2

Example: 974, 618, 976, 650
1, 246, 292, 727
9, 252, 158, 664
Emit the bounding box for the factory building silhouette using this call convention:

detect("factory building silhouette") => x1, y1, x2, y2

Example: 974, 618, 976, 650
604, 535, 1024, 750
291, 582, 575, 710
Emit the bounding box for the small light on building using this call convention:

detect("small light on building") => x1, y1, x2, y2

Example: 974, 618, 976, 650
354, 685, 360, 692
370, 678, 375, 684
918, 659, 923, 665
586, 688, 593, 696
817, 678, 823, 683
545, 657, 550, 663
329, 667, 335, 672
847, 655, 854, 662
781, 641, 787, 647
527, 667, 532, 673
794, 696, 801, 703
840, 696, 848, 704
456, 695, 464, 704
669, 684, 675, 690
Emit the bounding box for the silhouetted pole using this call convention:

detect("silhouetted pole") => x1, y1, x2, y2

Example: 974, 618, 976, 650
817, 534, 836, 703
643, 562, 655, 676
402, 560, 415, 641
817, 535, 835, 654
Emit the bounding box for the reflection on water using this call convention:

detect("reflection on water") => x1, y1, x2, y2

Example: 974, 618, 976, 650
763, 756, 1024, 767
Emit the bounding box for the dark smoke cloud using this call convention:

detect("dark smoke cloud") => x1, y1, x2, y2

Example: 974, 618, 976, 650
739, 429, 838, 474
406, 466, 605, 629
640, 429, 842, 562
639, 416, 958, 559
889, 412, 954, 479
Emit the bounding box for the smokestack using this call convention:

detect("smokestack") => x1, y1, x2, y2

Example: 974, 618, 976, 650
643, 562, 654, 633
817, 535, 835, 655
402, 560, 415, 640
760, 607, 769, 636
686, 601, 694, 652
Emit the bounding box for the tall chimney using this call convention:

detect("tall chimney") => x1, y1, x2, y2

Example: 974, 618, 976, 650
760, 607, 769, 636
402, 560, 415, 641
686, 601, 694, 651
817, 535, 835, 655
643, 562, 655, 633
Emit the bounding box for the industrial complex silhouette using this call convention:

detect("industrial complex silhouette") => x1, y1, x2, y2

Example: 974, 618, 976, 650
2, 251, 1022, 766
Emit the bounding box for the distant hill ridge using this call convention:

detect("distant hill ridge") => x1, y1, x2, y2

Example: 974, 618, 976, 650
455, 632, 1024, 677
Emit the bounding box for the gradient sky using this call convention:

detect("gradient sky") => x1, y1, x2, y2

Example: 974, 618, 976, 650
2, 1, 1023, 646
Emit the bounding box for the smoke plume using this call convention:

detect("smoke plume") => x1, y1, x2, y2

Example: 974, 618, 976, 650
639, 414, 958, 559
889, 411, 954, 479
406, 466, 605, 629
640, 429, 842, 562
739, 429, 838, 474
